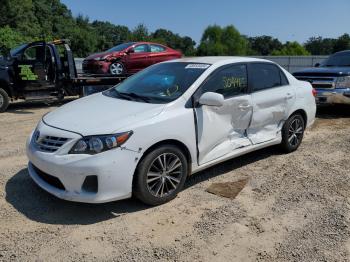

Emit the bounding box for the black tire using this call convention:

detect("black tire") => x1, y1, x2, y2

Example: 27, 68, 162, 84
134, 145, 189, 206
0, 88, 9, 113
109, 62, 125, 75
280, 113, 305, 153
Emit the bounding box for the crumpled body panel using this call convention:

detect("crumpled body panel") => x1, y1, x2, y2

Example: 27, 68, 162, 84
248, 86, 295, 144
196, 95, 253, 164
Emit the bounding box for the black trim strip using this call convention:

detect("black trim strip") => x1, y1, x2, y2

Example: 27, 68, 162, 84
191, 96, 200, 165
42, 115, 84, 137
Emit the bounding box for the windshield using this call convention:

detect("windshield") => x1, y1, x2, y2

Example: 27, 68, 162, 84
103, 62, 210, 104
107, 42, 135, 52
10, 44, 27, 56
321, 52, 350, 67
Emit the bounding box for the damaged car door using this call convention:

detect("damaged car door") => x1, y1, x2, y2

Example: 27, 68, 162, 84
194, 64, 253, 165
247, 63, 295, 144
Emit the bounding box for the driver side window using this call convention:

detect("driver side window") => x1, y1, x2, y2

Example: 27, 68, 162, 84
200, 64, 248, 98
23, 46, 44, 61
134, 44, 149, 53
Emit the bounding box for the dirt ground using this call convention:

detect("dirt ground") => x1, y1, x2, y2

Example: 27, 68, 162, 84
1, 100, 350, 262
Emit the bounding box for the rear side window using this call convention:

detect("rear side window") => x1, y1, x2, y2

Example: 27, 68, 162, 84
150, 44, 166, 52
250, 63, 286, 92
200, 64, 248, 98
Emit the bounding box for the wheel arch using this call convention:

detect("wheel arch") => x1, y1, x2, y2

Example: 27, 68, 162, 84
0, 80, 11, 97
289, 109, 307, 127
132, 139, 193, 186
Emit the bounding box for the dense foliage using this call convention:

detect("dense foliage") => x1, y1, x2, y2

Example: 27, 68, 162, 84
0, 0, 349, 57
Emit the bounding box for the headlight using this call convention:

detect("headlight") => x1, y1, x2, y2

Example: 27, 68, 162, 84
93, 55, 109, 61
69, 131, 133, 154
93, 57, 104, 61
335, 76, 350, 89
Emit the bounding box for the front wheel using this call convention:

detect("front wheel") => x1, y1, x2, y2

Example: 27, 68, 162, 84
134, 145, 189, 205
109, 62, 125, 75
280, 113, 305, 153
0, 88, 10, 113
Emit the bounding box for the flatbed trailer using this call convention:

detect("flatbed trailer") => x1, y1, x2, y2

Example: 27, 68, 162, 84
0, 40, 129, 112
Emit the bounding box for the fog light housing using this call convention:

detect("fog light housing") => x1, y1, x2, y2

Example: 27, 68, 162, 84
82, 175, 98, 193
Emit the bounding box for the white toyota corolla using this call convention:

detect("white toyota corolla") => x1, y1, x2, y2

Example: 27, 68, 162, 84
26, 57, 316, 205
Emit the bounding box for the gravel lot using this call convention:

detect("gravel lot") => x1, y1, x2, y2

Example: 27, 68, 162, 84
1, 100, 350, 261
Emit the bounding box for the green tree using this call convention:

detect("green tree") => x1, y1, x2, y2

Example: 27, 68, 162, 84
304, 37, 336, 55
151, 28, 196, 56
248, 35, 283, 55
272, 41, 310, 56
0, 26, 27, 55
197, 25, 248, 56
64, 15, 99, 57
333, 33, 350, 53
91, 21, 130, 50
131, 23, 149, 41
0, 0, 40, 38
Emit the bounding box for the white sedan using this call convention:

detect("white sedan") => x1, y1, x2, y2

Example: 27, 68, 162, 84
26, 57, 316, 205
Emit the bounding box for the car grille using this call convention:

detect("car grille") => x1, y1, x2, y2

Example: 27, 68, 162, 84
295, 76, 336, 89
34, 133, 69, 153
33, 165, 66, 190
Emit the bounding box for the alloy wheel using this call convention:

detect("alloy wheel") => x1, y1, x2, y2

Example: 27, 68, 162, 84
110, 63, 124, 75
288, 117, 304, 147
146, 153, 183, 198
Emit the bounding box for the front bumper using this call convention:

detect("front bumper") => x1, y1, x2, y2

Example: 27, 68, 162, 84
82, 60, 110, 74
315, 88, 350, 105
26, 122, 140, 203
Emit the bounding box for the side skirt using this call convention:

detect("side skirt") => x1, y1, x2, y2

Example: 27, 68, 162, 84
190, 137, 281, 175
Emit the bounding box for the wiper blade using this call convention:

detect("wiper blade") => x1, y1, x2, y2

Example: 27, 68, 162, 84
117, 91, 150, 103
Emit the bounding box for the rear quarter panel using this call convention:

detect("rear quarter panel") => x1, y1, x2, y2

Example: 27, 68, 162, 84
286, 69, 316, 128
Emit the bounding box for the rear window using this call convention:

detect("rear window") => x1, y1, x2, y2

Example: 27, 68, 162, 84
321, 52, 350, 67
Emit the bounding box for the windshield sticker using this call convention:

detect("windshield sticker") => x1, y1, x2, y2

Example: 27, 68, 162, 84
185, 64, 210, 69
19, 65, 38, 81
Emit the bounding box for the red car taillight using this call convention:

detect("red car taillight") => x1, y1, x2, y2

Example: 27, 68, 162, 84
312, 88, 317, 97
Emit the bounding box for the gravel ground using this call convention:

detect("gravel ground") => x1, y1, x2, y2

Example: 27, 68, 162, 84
1, 100, 350, 261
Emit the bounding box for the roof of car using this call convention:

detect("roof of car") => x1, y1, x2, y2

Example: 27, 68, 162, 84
172, 56, 274, 65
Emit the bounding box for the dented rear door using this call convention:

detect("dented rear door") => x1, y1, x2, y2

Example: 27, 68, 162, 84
247, 63, 295, 144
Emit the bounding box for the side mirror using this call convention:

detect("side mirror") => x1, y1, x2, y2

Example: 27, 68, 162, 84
314, 63, 320, 67
198, 92, 224, 107
127, 48, 134, 54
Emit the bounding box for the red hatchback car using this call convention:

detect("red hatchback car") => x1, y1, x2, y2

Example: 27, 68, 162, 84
82, 42, 182, 75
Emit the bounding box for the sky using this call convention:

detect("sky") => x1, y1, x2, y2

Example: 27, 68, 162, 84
61, 0, 350, 44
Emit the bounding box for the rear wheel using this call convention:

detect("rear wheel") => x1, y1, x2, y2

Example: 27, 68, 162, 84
134, 145, 188, 205
109, 62, 125, 75
280, 113, 305, 153
0, 88, 9, 113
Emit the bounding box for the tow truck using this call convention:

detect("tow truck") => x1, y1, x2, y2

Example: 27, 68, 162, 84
0, 39, 128, 112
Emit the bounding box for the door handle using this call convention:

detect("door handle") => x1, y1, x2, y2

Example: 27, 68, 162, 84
238, 104, 252, 110
286, 93, 294, 99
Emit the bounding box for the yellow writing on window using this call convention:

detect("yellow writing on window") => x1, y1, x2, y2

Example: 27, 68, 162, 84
222, 77, 245, 89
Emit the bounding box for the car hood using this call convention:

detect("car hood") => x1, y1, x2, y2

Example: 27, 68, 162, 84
43, 93, 166, 136
85, 51, 120, 60
293, 66, 350, 77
